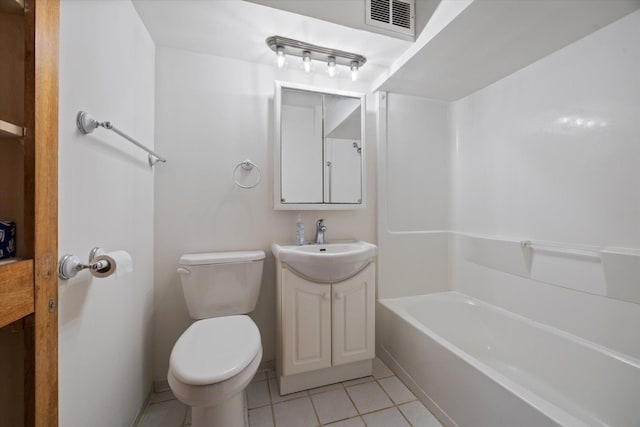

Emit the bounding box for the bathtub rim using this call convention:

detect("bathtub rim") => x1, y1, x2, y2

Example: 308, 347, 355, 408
377, 291, 639, 427
380, 291, 640, 369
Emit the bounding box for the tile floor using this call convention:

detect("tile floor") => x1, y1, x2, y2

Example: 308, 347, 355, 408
136, 358, 443, 427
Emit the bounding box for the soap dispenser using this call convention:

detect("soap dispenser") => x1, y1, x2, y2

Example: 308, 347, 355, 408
296, 214, 304, 246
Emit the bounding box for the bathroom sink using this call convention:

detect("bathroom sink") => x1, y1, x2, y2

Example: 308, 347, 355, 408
271, 241, 377, 283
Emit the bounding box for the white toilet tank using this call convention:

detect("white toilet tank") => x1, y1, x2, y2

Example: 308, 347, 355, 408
177, 251, 265, 319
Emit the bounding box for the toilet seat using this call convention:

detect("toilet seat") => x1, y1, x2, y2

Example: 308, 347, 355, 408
169, 315, 261, 386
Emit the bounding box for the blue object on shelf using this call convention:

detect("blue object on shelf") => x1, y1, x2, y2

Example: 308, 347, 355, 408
0, 221, 16, 259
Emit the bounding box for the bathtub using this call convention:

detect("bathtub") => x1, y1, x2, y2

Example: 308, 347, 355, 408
376, 292, 640, 427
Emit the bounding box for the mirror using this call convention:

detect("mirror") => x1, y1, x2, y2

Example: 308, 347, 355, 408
274, 82, 365, 210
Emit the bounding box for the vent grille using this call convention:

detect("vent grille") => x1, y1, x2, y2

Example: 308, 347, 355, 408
370, 0, 390, 23
366, 0, 414, 38
392, 0, 411, 29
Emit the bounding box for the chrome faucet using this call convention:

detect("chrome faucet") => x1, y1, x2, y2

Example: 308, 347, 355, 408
315, 219, 327, 244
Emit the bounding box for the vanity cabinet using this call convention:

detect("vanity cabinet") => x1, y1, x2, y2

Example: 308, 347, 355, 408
331, 271, 375, 366
277, 262, 375, 393
281, 271, 332, 375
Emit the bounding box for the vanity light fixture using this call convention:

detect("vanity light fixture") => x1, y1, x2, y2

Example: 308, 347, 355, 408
276, 46, 286, 68
266, 36, 366, 80
302, 51, 312, 73
327, 56, 337, 77
350, 61, 359, 81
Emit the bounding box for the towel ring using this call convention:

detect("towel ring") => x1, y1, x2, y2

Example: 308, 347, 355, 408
233, 159, 262, 189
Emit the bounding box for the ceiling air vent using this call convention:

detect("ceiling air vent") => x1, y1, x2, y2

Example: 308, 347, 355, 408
370, 0, 391, 24
366, 0, 415, 38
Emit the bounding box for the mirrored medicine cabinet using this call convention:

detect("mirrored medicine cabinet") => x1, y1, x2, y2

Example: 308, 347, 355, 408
274, 81, 365, 210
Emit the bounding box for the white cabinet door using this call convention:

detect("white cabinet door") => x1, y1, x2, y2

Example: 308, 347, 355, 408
332, 264, 375, 366
282, 268, 332, 375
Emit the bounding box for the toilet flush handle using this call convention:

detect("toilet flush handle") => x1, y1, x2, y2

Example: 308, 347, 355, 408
176, 267, 191, 275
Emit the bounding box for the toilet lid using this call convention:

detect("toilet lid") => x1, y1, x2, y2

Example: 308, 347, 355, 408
179, 251, 265, 266
169, 315, 261, 386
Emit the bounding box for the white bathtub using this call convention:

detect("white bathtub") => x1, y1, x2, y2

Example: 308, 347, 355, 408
377, 292, 640, 427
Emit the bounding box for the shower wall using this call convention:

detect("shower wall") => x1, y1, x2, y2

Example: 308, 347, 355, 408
378, 9, 640, 359
450, 8, 640, 359
377, 93, 452, 299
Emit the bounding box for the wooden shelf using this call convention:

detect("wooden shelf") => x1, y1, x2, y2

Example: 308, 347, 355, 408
0, 119, 25, 138
0, 0, 24, 15
0, 259, 34, 328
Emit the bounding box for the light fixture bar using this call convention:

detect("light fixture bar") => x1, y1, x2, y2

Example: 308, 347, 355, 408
266, 36, 366, 68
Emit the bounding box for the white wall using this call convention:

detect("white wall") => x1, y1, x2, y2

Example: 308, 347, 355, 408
153, 46, 377, 384
58, 1, 155, 426
377, 93, 452, 298
450, 9, 640, 359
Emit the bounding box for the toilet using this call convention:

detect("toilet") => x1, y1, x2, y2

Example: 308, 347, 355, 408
168, 250, 265, 427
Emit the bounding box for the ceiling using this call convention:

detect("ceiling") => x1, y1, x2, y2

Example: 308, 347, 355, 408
132, 0, 413, 84
245, 0, 441, 42
133, 0, 640, 100
377, 0, 640, 100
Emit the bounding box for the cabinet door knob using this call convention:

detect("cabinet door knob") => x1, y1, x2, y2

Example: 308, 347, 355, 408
335, 291, 344, 300
323, 292, 330, 301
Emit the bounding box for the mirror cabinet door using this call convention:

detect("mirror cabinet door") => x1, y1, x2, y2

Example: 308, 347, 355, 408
278, 84, 364, 209
323, 94, 362, 204
281, 89, 324, 204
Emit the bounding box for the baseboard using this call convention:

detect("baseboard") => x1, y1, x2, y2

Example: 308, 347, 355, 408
153, 379, 170, 393
258, 359, 275, 372
129, 385, 153, 427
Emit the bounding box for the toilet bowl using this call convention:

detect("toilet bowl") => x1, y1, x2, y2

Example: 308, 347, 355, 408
169, 250, 265, 427
168, 316, 262, 427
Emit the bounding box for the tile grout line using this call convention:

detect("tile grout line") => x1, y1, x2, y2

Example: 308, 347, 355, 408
338, 370, 419, 427
306, 388, 323, 427
342, 381, 367, 425
310, 386, 365, 427
248, 379, 272, 409
266, 376, 277, 427
146, 364, 431, 427
344, 381, 393, 417
132, 389, 154, 427
372, 376, 416, 427
181, 405, 189, 427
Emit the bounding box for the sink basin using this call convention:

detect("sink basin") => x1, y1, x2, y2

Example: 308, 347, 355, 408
271, 241, 377, 283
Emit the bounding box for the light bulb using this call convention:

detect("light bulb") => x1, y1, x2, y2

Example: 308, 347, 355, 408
350, 61, 359, 82
276, 46, 286, 68
327, 56, 336, 77
303, 51, 312, 73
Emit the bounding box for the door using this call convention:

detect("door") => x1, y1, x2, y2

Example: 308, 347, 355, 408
332, 263, 375, 366
281, 268, 331, 375
0, 0, 59, 425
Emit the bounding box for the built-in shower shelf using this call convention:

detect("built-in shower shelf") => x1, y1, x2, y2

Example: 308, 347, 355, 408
0, 119, 25, 139
0, 0, 24, 14
0, 259, 34, 328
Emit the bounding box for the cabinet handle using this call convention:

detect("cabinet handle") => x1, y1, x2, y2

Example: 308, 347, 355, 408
335, 291, 344, 300
323, 292, 330, 301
